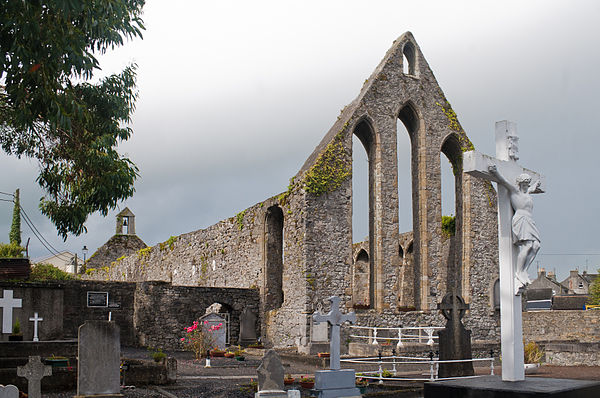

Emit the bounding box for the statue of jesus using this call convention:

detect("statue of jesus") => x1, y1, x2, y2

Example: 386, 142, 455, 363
488, 164, 541, 289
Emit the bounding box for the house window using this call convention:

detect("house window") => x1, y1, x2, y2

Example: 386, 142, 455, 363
578, 282, 584, 289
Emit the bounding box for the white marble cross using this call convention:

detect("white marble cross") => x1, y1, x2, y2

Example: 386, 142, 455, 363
29, 312, 43, 342
313, 296, 355, 370
0, 290, 22, 334
464, 120, 545, 381
17, 356, 52, 398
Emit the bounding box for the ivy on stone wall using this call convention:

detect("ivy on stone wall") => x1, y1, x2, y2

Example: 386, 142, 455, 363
302, 131, 351, 196
235, 210, 246, 231
435, 96, 474, 152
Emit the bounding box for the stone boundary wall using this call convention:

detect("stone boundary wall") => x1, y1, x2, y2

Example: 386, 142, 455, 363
134, 281, 260, 350
523, 310, 600, 343
0, 281, 260, 350
545, 342, 600, 366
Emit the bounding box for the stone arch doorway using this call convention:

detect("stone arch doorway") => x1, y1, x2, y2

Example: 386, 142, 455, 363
264, 205, 284, 311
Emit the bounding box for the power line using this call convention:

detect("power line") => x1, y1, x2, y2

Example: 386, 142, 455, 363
1, 193, 74, 262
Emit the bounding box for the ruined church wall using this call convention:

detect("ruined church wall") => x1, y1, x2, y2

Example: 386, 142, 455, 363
83, 193, 310, 348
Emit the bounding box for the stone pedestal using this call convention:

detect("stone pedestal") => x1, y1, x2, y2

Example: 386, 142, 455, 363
255, 391, 288, 398
314, 369, 361, 398
424, 376, 600, 398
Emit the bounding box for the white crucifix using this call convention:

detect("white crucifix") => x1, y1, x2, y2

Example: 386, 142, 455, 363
312, 296, 356, 370
464, 120, 545, 381
29, 312, 43, 342
1, 289, 22, 334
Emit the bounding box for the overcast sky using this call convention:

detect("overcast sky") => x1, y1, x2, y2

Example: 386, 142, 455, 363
1, 0, 599, 281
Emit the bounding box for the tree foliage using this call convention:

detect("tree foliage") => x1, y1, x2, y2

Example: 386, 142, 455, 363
0, 0, 145, 239
9, 188, 20, 245
588, 271, 600, 306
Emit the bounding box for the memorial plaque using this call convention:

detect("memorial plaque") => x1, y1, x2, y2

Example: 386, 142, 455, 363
87, 292, 108, 307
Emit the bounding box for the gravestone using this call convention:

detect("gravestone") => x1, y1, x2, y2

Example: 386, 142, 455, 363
16, 356, 51, 398
239, 308, 257, 346
0, 289, 22, 334
312, 303, 328, 342
77, 321, 122, 396
28, 312, 43, 342
200, 312, 226, 350
255, 349, 287, 398
312, 296, 361, 398
0, 385, 19, 398
437, 292, 474, 378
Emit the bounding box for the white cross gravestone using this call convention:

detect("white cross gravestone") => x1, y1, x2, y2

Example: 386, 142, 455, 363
17, 356, 52, 398
29, 312, 43, 342
312, 297, 361, 398
464, 120, 545, 382
0, 290, 22, 334
313, 296, 355, 371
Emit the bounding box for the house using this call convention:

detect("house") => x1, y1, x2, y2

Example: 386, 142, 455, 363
33, 251, 83, 274
560, 270, 599, 295
528, 269, 568, 296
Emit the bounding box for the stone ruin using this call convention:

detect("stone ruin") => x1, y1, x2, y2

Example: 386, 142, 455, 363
84, 32, 501, 351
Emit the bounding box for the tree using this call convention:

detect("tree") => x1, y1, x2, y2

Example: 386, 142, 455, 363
0, 0, 145, 239
9, 188, 20, 245
588, 271, 600, 306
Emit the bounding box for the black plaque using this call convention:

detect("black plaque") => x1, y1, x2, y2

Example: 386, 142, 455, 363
87, 291, 109, 307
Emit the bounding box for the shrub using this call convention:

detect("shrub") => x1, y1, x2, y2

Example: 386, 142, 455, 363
524, 341, 543, 364
442, 215, 456, 237
30, 263, 76, 281
0, 242, 25, 258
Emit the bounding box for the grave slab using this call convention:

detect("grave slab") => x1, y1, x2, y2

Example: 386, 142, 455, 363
0, 384, 19, 398
424, 376, 600, 398
76, 321, 122, 397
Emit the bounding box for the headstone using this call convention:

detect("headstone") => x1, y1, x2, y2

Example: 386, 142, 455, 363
437, 292, 474, 378
199, 312, 226, 350
257, 349, 284, 390
29, 312, 43, 342
239, 308, 257, 346
16, 356, 51, 398
0, 290, 22, 334
77, 321, 122, 396
255, 349, 300, 398
312, 296, 361, 398
464, 121, 545, 381
0, 385, 19, 398
312, 319, 328, 342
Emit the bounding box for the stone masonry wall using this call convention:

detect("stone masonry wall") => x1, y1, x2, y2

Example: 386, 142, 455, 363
0, 281, 259, 350
134, 281, 260, 350
84, 192, 309, 348
523, 310, 600, 343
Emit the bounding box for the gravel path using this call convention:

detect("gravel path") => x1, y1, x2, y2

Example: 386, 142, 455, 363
39, 347, 600, 397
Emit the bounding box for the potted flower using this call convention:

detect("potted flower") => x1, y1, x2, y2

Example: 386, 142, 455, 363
284, 374, 295, 385
524, 341, 543, 373
299, 375, 314, 389
224, 349, 235, 358
356, 376, 369, 394
210, 348, 226, 357
248, 341, 264, 349
44, 355, 69, 368
9, 318, 23, 341
234, 347, 245, 361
